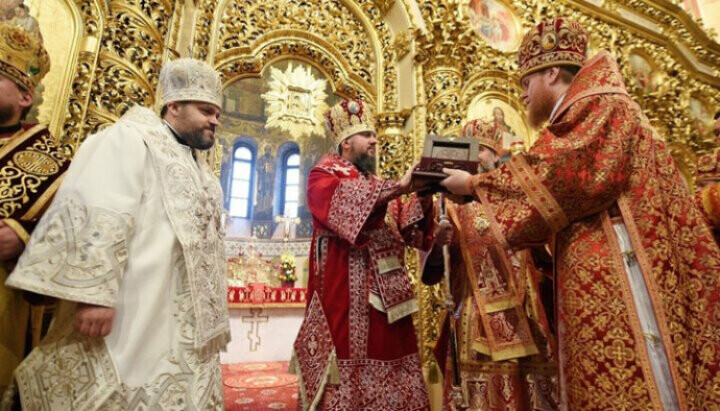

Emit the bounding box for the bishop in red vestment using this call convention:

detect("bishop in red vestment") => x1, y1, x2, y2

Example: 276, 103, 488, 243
424, 120, 557, 410
291, 99, 433, 410
441, 18, 720, 410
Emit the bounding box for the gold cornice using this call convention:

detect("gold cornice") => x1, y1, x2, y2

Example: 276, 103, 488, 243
460, 70, 523, 101
210, 0, 391, 110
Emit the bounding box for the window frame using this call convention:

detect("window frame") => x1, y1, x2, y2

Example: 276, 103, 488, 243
279, 148, 301, 218
228, 142, 256, 218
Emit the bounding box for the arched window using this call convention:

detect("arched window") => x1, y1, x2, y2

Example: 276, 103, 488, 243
280, 151, 301, 218
229, 144, 255, 218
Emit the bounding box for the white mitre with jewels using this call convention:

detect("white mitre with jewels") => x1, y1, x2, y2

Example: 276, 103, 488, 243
159, 58, 222, 108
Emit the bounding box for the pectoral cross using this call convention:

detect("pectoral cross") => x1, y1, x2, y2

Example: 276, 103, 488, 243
274, 214, 301, 241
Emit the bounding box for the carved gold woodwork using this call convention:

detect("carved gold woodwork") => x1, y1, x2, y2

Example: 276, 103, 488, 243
32, 0, 179, 150
262, 63, 329, 141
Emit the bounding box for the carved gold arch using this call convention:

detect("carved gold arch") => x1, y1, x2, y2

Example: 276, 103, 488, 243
193, 0, 401, 112
213, 31, 376, 103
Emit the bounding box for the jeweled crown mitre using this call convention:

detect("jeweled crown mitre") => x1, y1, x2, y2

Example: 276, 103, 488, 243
517, 18, 588, 80
159, 58, 222, 108
462, 119, 503, 154
325, 99, 376, 145
0, 21, 49, 91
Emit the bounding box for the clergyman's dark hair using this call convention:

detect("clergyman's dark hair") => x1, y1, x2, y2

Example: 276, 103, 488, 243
160, 101, 189, 118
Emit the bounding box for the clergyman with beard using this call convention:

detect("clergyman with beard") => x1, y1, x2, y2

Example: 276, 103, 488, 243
291, 99, 436, 409
5, 58, 230, 409
440, 18, 720, 409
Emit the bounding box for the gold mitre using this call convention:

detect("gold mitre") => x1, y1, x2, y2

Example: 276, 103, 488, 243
159, 58, 222, 108
462, 119, 502, 154
517, 18, 588, 80
0, 20, 49, 91
325, 99, 376, 145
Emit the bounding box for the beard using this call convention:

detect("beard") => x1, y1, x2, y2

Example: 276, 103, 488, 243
477, 162, 496, 173
526, 84, 556, 129
351, 151, 376, 175
0, 102, 16, 124
178, 126, 214, 150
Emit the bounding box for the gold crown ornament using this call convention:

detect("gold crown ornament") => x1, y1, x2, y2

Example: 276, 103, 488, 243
325, 99, 376, 145
159, 58, 222, 108
0, 21, 49, 91
462, 119, 503, 154
517, 18, 588, 80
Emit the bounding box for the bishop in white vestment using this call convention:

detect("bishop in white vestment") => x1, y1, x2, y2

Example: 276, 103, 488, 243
3, 58, 230, 410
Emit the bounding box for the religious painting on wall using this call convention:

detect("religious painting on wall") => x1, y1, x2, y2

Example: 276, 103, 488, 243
628, 52, 662, 96
466, 94, 534, 153
467, 0, 522, 52
218, 60, 339, 292
689, 96, 715, 142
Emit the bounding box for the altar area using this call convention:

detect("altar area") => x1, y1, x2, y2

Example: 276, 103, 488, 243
220, 237, 310, 365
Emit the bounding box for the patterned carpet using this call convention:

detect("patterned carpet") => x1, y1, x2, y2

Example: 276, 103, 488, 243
222, 362, 299, 410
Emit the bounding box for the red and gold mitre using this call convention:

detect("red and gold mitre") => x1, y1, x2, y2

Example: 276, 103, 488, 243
0, 21, 49, 91
697, 151, 720, 184
325, 99, 376, 145
462, 119, 502, 154
517, 18, 588, 80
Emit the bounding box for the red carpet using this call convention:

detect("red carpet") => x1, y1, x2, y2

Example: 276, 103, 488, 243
222, 362, 299, 410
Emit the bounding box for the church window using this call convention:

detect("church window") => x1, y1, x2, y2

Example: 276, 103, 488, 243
281, 151, 301, 218
229, 144, 255, 218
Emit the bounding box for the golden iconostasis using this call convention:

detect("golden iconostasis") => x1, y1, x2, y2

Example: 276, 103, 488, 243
25, 0, 720, 365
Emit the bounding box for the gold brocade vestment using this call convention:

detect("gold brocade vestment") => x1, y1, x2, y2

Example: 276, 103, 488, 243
468, 52, 720, 409
425, 200, 558, 410
0, 124, 69, 396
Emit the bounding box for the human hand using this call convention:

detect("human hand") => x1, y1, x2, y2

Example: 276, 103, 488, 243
440, 168, 473, 196
74, 303, 115, 337
399, 162, 420, 194
0, 221, 25, 261
434, 217, 453, 246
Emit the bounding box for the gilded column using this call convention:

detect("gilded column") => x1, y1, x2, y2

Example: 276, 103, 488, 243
376, 110, 412, 180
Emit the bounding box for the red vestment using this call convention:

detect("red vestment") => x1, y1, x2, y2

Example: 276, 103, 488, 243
292, 153, 432, 410
425, 200, 558, 410
468, 52, 720, 409
695, 151, 720, 244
